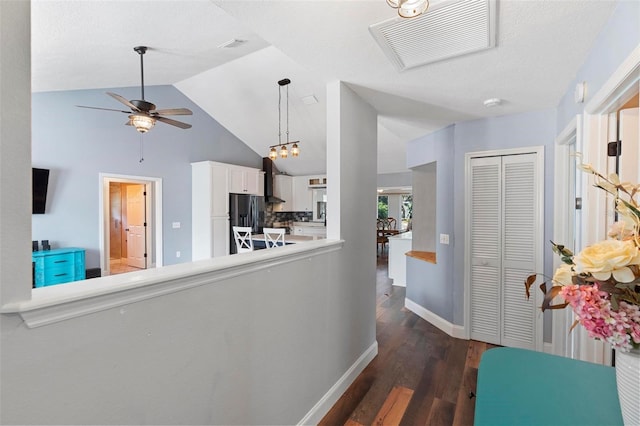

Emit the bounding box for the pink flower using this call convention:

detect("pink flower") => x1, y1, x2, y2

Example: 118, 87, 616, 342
559, 284, 639, 352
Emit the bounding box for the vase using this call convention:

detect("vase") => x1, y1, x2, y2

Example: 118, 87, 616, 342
616, 348, 640, 426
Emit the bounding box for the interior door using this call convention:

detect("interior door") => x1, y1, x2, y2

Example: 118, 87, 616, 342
126, 184, 146, 269
469, 152, 541, 350
500, 153, 539, 349
469, 156, 502, 345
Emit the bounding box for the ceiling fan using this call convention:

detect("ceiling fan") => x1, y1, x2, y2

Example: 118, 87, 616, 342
77, 46, 192, 133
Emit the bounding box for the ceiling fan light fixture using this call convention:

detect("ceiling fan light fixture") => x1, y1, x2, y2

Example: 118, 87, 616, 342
129, 114, 156, 133
387, 0, 428, 18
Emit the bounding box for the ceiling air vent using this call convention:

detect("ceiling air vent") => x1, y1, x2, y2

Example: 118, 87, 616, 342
369, 0, 496, 71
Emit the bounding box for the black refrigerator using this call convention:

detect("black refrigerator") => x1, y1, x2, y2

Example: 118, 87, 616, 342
229, 194, 264, 254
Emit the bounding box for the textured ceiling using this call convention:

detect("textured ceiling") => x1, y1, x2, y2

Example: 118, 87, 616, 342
31, 0, 618, 176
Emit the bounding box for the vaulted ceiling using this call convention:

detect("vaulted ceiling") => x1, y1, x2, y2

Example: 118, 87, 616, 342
31, 0, 617, 176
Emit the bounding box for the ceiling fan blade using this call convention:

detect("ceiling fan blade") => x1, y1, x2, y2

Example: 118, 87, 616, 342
156, 116, 192, 130
106, 92, 139, 112
153, 108, 193, 116
77, 105, 130, 113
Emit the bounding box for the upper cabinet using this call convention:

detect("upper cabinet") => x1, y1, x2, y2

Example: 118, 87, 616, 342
273, 175, 293, 212
229, 165, 264, 196
292, 176, 312, 212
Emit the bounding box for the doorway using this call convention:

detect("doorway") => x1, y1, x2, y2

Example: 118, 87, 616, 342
464, 146, 545, 351
99, 173, 164, 276
109, 182, 147, 274
568, 48, 639, 365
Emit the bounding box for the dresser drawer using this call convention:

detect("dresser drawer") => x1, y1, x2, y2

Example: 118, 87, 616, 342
43, 253, 75, 268
32, 248, 86, 287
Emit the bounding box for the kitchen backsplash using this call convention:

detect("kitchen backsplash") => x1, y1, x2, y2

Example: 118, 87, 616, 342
264, 204, 313, 232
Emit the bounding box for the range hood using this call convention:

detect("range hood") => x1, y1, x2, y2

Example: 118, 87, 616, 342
262, 157, 285, 204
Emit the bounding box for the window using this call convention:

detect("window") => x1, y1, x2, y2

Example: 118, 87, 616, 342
401, 195, 412, 230
377, 195, 388, 219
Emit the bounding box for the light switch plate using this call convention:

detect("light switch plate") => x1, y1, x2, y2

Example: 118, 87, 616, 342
172, 222, 181, 229
440, 233, 450, 245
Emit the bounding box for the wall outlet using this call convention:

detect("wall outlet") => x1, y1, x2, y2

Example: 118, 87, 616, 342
176, 251, 181, 258
440, 233, 450, 245
172, 222, 181, 229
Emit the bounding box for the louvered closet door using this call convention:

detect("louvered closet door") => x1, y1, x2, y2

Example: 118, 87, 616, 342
470, 156, 502, 345
469, 153, 539, 349
501, 153, 538, 349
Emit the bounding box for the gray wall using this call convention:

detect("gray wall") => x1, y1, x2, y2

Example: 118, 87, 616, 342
32, 85, 262, 267
377, 171, 412, 188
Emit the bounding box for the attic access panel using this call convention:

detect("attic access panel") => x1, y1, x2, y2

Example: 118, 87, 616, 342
369, 0, 497, 71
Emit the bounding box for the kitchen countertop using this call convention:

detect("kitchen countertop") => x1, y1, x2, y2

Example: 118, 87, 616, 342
253, 234, 325, 242
293, 221, 326, 227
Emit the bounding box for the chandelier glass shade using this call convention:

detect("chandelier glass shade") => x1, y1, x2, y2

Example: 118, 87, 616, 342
387, 0, 429, 18
270, 78, 301, 159
129, 114, 156, 133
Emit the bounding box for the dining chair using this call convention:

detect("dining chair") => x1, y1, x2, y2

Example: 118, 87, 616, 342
232, 226, 254, 253
263, 227, 286, 249
386, 217, 397, 230
376, 229, 388, 256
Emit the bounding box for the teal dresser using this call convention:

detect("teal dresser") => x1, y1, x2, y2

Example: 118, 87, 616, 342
32, 247, 86, 287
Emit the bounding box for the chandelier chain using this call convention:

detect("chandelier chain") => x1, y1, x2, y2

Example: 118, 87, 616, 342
278, 85, 282, 145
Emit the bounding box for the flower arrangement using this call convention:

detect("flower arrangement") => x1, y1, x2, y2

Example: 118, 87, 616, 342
526, 161, 640, 352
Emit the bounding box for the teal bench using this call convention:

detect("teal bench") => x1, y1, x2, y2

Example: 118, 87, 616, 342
475, 347, 623, 425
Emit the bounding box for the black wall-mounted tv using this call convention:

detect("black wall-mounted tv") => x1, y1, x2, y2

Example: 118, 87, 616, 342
32, 168, 50, 214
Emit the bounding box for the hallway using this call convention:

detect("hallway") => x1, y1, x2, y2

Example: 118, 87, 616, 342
320, 257, 497, 425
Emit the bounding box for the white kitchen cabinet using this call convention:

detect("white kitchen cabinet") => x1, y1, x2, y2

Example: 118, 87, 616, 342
388, 232, 412, 287
292, 223, 327, 237
229, 165, 263, 196
273, 175, 293, 212
192, 161, 230, 259
292, 176, 312, 212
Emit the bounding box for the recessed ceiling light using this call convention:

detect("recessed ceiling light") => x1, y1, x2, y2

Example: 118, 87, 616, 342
483, 98, 502, 107
301, 95, 318, 105
218, 39, 247, 49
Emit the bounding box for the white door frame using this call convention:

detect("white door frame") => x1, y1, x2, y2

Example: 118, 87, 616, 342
552, 115, 582, 358
576, 45, 639, 365
99, 173, 163, 276
463, 145, 545, 351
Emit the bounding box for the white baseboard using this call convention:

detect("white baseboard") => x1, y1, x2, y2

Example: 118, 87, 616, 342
298, 340, 378, 425
544, 342, 553, 354
405, 298, 466, 339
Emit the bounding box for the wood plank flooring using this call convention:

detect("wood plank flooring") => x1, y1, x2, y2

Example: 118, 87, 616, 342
319, 256, 498, 426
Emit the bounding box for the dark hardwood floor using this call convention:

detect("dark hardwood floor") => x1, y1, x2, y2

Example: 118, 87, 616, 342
319, 254, 497, 426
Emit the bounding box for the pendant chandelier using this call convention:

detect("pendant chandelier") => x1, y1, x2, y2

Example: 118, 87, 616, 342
269, 78, 300, 160
387, 0, 429, 18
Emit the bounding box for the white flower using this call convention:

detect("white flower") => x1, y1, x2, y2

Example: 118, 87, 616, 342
574, 239, 640, 283
553, 263, 574, 286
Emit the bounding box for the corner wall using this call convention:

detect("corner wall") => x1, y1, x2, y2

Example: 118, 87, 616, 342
406, 125, 455, 323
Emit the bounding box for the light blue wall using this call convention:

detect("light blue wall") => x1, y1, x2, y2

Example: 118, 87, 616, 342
557, 0, 640, 132
452, 110, 557, 329
406, 125, 455, 322
404, 0, 639, 341
32, 85, 262, 268
405, 110, 556, 331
